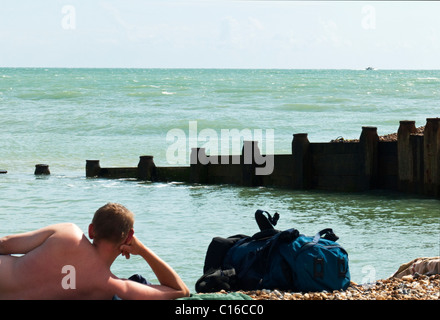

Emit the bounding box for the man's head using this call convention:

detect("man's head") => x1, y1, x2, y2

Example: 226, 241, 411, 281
89, 203, 134, 245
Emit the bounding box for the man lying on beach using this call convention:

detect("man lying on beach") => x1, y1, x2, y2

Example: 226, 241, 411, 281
0, 203, 190, 300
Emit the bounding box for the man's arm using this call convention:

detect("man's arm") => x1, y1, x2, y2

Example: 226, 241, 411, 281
118, 235, 190, 300
0, 223, 72, 255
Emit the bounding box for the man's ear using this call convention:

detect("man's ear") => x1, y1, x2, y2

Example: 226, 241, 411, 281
124, 228, 134, 245
88, 224, 95, 239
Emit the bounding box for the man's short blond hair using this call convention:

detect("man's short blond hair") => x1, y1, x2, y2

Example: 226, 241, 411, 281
92, 203, 134, 243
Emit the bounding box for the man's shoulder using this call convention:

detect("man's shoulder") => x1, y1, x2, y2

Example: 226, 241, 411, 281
51, 223, 83, 235
48, 223, 87, 245
53, 222, 82, 231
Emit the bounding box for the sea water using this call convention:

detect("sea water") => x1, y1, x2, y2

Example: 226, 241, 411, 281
1, 68, 439, 291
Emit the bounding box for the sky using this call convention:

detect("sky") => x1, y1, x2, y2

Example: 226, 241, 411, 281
0, 0, 439, 69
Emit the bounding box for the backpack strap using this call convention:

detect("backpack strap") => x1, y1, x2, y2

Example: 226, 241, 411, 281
255, 209, 280, 231
251, 229, 280, 241
313, 228, 339, 243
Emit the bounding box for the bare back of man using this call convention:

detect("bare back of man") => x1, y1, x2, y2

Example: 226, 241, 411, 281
0, 222, 189, 300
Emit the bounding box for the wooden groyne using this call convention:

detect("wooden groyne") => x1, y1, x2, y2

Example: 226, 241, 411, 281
86, 118, 440, 199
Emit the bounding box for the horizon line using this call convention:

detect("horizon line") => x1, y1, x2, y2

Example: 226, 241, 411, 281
1, 66, 440, 71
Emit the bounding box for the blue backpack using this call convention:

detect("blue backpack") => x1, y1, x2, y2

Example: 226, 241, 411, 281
289, 229, 350, 292
196, 210, 350, 293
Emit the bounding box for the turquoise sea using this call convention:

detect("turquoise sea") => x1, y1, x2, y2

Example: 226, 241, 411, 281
1, 68, 439, 292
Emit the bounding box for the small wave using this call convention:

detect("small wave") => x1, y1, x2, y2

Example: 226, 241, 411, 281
279, 103, 326, 112
416, 77, 439, 81
162, 91, 175, 95
318, 96, 352, 103
16, 91, 83, 100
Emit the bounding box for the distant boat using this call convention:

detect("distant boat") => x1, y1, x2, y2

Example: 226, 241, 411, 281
365, 67, 375, 70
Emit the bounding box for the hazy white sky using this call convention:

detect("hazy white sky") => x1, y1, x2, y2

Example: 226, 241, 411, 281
1, 1, 439, 69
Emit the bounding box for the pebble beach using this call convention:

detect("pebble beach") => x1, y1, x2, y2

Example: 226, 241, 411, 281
234, 274, 440, 300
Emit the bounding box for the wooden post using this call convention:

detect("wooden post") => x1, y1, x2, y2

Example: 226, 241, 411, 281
137, 155, 156, 181
410, 133, 424, 194
34, 164, 50, 175
86, 160, 101, 177
424, 117, 440, 197
397, 120, 417, 193
241, 141, 262, 186
291, 133, 311, 189
190, 148, 208, 183
359, 126, 379, 190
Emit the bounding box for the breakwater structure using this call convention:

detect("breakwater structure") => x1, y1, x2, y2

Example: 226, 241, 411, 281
85, 117, 440, 199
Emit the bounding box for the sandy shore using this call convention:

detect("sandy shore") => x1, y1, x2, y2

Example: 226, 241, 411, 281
227, 274, 439, 300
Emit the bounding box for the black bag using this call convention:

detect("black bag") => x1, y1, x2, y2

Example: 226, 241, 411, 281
196, 210, 283, 292
196, 210, 350, 293
202, 234, 248, 274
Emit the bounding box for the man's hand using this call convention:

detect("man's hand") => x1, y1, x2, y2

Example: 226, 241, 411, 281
119, 235, 144, 259
118, 233, 190, 299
